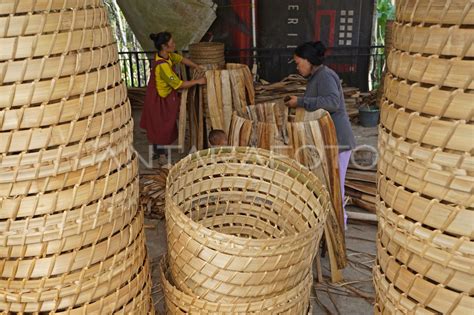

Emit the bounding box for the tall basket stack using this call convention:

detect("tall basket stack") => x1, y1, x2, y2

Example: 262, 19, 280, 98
0, 1, 152, 313
375, 0, 474, 313
161, 147, 331, 313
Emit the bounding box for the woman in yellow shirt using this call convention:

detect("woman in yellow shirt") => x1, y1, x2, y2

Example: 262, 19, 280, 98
140, 32, 206, 160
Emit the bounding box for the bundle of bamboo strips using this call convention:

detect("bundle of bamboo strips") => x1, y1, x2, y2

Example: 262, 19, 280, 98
139, 167, 169, 219
228, 103, 347, 282
162, 147, 330, 312
179, 63, 254, 150
374, 1, 474, 313
0, 1, 152, 313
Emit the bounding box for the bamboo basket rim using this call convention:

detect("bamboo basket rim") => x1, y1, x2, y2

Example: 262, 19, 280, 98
378, 148, 473, 207
377, 234, 473, 293
0, 155, 138, 219
377, 206, 473, 273
391, 22, 474, 57
0, 26, 115, 62
0, 62, 121, 108
383, 74, 474, 121
0, 209, 143, 279
166, 147, 330, 250
374, 248, 474, 314
0, 0, 103, 15
378, 126, 474, 172
387, 50, 474, 89
0, 178, 137, 237
1, 134, 132, 187
378, 175, 473, 238
160, 257, 311, 313
0, 44, 119, 85
396, 0, 474, 25
1, 83, 128, 131
0, 118, 133, 169
0, 237, 146, 309
0, 7, 108, 38
380, 100, 473, 153
0, 98, 131, 154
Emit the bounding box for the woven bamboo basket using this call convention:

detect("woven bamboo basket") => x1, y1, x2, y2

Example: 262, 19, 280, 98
391, 22, 474, 57
378, 126, 474, 172
160, 257, 311, 314
387, 50, 473, 89
380, 100, 473, 153
0, 1, 151, 312
396, 0, 474, 25
165, 147, 330, 303
189, 42, 225, 66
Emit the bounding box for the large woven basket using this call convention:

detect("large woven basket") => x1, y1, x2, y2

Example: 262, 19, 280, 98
165, 147, 330, 304
189, 42, 225, 66
0, 1, 151, 313
375, 1, 474, 312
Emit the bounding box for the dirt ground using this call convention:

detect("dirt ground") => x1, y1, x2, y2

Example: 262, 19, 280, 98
132, 108, 379, 314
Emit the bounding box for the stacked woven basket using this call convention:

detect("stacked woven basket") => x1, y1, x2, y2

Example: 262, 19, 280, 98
161, 147, 331, 313
375, 0, 474, 313
0, 1, 152, 313
189, 42, 226, 68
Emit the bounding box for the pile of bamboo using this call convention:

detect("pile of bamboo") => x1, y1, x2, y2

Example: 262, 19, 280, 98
0, 1, 152, 313
161, 147, 330, 313
374, 0, 474, 313
229, 103, 347, 282
140, 168, 169, 219
179, 63, 254, 150
345, 149, 377, 213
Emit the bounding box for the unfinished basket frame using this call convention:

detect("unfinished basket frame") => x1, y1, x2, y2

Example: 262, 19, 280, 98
0, 0, 103, 15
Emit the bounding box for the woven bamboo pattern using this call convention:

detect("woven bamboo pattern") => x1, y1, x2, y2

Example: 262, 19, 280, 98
160, 257, 311, 314
0, 1, 151, 313
189, 42, 225, 66
164, 147, 329, 308
375, 2, 474, 313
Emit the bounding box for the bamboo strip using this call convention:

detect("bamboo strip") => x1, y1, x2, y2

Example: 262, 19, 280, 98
0, 44, 118, 84
380, 100, 473, 153
0, 7, 108, 37
0, 99, 131, 153
387, 50, 474, 89
0, 26, 115, 61
396, 0, 474, 25
0, 0, 103, 15
0, 62, 122, 108
0, 155, 138, 219
392, 22, 474, 57
379, 126, 474, 172
221, 70, 233, 133
378, 175, 473, 238
178, 88, 188, 151
383, 74, 474, 121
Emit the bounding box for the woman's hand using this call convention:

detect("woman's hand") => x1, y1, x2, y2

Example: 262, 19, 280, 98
285, 96, 298, 108
196, 77, 206, 85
